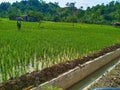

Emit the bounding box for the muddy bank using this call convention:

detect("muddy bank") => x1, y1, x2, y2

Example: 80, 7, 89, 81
0, 43, 120, 90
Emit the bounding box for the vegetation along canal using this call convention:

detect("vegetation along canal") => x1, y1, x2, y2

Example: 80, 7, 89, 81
67, 57, 120, 90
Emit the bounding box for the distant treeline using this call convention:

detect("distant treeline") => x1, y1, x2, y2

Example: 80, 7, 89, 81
0, 0, 120, 24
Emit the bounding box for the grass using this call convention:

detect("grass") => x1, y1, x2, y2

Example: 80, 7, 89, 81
0, 18, 120, 82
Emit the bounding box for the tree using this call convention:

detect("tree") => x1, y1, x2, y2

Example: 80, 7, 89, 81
0, 0, 120, 24
27, 11, 43, 28
66, 2, 77, 26
0, 2, 10, 11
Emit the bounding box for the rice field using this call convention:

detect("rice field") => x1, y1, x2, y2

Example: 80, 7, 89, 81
0, 18, 120, 82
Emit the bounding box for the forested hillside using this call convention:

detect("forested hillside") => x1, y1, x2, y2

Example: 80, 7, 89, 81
0, 0, 120, 24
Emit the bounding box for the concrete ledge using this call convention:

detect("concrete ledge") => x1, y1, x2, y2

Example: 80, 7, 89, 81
31, 48, 120, 90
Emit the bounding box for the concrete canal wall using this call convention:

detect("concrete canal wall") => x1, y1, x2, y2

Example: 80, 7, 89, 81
31, 48, 120, 90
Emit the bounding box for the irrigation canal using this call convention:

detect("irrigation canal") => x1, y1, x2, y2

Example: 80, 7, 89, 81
67, 57, 120, 90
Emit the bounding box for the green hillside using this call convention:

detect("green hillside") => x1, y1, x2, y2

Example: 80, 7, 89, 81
0, 0, 120, 24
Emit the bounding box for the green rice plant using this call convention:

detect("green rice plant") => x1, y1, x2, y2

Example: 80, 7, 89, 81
0, 18, 120, 82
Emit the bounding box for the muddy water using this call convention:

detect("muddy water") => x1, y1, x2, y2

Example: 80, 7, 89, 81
67, 57, 120, 90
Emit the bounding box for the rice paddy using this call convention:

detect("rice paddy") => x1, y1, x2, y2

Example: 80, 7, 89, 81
0, 18, 120, 82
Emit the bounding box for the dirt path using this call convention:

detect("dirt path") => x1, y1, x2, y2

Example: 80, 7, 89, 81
89, 63, 120, 89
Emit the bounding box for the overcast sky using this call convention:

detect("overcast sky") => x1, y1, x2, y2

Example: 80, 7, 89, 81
0, 0, 117, 9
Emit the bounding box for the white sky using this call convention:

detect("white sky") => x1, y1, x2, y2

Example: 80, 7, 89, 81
0, 0, 118, 9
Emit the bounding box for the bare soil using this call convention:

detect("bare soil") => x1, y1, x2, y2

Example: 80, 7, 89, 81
89, 63, 120, 89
